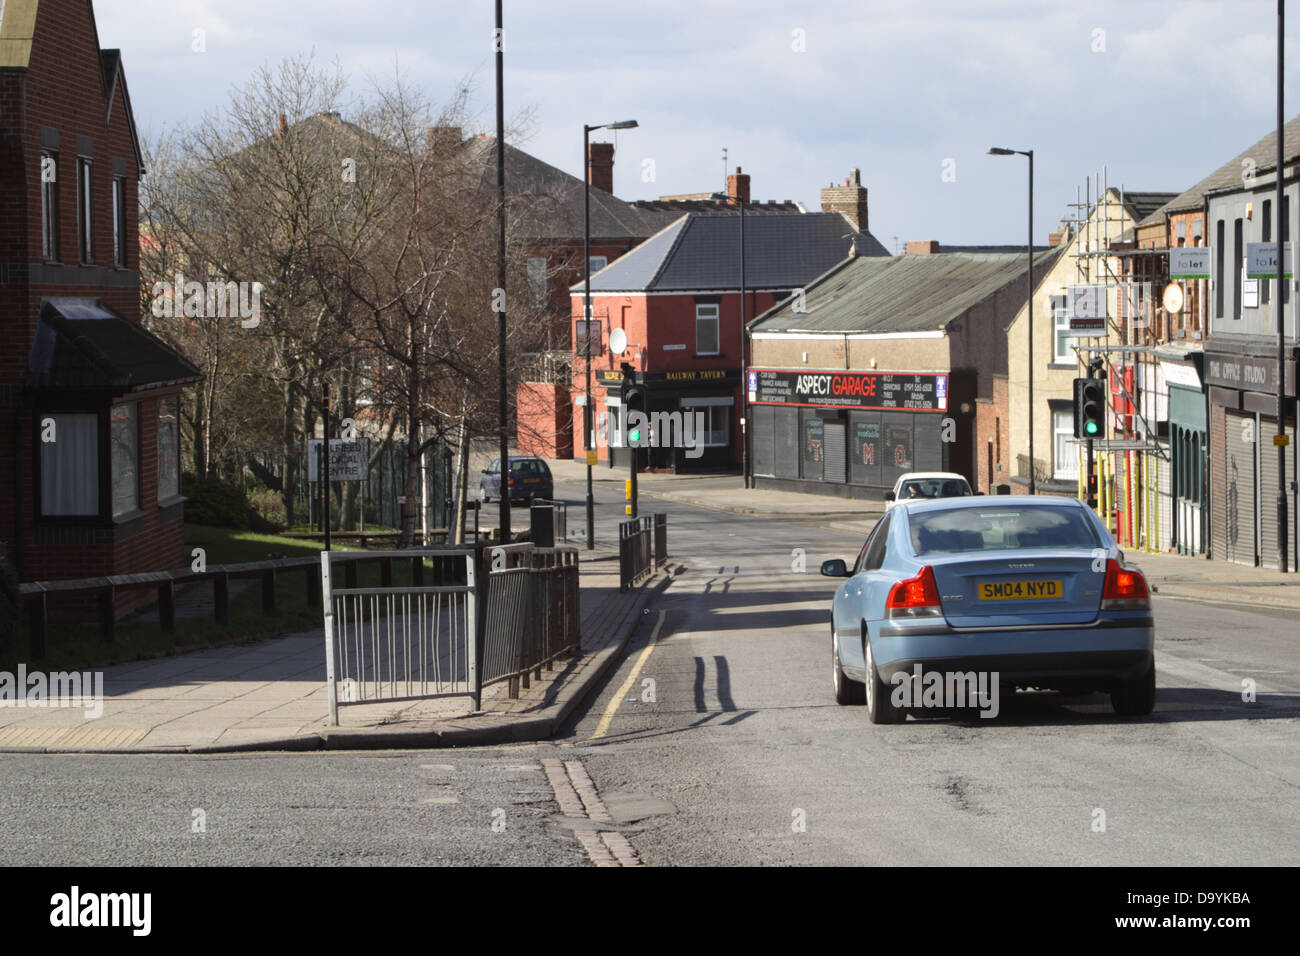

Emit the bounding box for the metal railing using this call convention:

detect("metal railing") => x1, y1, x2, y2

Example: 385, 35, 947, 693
321, 542, 580, 724
322, 547, 477, 725
619, 513, 667, 591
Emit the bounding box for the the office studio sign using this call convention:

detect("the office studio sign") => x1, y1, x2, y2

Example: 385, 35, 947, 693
751, 368, 948, 411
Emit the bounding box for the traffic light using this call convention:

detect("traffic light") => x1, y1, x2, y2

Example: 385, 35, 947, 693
620, 362, 647, 446
1073, 377, 1105, 439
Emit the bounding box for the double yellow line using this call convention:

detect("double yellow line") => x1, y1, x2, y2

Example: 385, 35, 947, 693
589, 609, 666, 740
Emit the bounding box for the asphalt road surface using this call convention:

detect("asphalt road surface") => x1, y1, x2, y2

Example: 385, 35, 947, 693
2, 475, 1296, 866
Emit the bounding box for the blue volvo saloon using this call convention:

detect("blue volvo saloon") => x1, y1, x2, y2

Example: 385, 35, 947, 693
821, 496, 1155, 723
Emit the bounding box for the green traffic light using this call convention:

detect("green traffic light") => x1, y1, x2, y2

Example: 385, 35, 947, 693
629, 429, 641, 443
1085, 422, 1098, 435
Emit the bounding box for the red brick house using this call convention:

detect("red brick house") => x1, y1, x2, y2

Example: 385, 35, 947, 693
0, 0, 200, 595
568, 206, 889, 472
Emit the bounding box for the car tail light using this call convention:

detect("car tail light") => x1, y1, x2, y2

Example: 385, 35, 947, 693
1101, 559, 1150, 610
885, 566, 943, 618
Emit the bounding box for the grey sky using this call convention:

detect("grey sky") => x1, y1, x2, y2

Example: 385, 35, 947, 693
101, 0, 1300, 248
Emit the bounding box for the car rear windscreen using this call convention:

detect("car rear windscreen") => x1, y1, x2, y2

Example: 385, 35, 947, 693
909, 505, 1101, 555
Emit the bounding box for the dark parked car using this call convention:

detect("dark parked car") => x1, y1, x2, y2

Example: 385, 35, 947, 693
480, 457, 554, 504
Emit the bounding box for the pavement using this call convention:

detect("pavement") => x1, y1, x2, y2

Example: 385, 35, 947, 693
5, 459, 1295, 754
0, 550, 674, 754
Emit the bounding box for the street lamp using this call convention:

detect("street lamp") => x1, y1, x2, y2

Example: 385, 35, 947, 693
989, 146, 1036, 494
711, 188, 748, 487
583, 119, 638, 550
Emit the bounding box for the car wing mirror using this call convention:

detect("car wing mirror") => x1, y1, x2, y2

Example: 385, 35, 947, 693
820, 559, 849, 578
884, 491, 895, 501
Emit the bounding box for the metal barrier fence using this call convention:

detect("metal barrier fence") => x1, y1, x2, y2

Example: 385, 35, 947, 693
322, 542, 580, 724
322, 547, 477, 725
619, 513, 667, 591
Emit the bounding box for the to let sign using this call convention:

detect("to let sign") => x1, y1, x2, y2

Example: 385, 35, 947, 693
1169, 248, 1211, 279
1246, 242, 1293, 279
1068, 284, 1106, 331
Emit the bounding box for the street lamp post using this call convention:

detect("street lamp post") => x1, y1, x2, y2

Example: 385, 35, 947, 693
712, 189, 748, 487
583, 119, 638, 550
989, 146, 1036, 494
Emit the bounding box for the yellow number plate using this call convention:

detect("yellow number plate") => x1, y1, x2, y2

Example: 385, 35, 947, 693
979, 579, 1063, 601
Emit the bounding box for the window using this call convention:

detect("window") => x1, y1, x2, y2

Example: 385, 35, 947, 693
111, 402, 138, 516
157, 397, 180, 501
1263, 200, 1272, 306
1176, 219, 1186, 241
39, 413, 98, 516
112, 177, 127, 268
861, 513, 892, 571
41, 151, 59, 261
1192, 218, 1202, 240
1051, 293, 1071, 363
575, 318, 601, 354
1215, 220, 1225, 317
527, 257, 547, 307
695, 303, 720, 355
588, 256, 607, 273
910, 505, 1100, 556
1053, 408, 1078, 480
77, 157, 93, 263
1232, 218, 1243, 319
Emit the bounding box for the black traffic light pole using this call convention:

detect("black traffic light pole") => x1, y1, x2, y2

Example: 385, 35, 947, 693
1086, 362, 1096, 511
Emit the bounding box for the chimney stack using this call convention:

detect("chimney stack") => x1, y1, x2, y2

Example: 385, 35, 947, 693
587, 142, 615, 193
820, 167, 869, 231
727, 166, 751, 205
905, 240, 941, 255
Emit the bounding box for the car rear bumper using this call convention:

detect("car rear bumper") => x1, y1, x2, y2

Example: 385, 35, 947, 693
871, 620, 1153, 685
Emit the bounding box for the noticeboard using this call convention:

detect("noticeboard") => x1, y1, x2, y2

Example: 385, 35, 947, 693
307, 438, 370, 482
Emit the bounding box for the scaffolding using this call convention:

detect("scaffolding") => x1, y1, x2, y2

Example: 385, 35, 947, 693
1055, 169, 1176, 553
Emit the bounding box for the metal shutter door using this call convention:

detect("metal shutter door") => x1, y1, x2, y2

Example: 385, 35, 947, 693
1258, 417, 1297, 570
801, 409, 824, 481
823, 421, 847, 484
849, 412, 882, 487
774, 406, 799, 479
753, 404, 774, 477
1224, 410, 1257, 566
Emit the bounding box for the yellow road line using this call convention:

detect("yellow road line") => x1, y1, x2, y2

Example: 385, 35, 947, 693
589, 609, 665, 740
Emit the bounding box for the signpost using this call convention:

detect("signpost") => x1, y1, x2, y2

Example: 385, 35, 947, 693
1067, 284, 1107, 332
1169, 248, 1211, 280
1246, 241, 1294, 279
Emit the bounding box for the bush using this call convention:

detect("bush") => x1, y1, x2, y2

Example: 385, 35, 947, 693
0, 541, 19, 652
247, 487, 288, 530
182, 475, 277, 532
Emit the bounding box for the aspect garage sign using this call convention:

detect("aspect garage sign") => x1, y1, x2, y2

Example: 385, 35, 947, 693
751, 368, 948, 411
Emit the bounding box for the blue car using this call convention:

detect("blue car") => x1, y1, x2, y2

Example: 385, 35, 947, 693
821, 496, 1154, 723
479, 456, 554, 504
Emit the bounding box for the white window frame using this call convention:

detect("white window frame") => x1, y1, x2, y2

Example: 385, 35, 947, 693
1052, 408, 1078, 480
77, 156, 93, 264
110, 401, 139, 517
695, 303, 720, 356
575, 318, 602, 354
588, 255, 608, 273
1052, 296, 1071, 364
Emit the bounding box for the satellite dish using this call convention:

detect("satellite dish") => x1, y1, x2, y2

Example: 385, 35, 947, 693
1162, 282, 1184, 315
609, 327, 628, 355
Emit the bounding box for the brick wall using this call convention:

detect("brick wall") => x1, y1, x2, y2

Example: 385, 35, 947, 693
974, 374, 1009, 493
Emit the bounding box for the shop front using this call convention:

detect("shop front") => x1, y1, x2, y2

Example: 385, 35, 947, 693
594, 368, 740, 473
747, 367, 961, 498
1205, 349, 1298, 570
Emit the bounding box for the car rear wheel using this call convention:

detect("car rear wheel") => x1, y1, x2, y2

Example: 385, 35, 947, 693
864, 630, 905, 724
1110, 657, 1156, 716
832, 628, 865, 705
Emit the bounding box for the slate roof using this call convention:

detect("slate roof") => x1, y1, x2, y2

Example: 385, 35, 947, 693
574, 211, 890, 293
465, 137, 673, 241
749, 247, 1064, 335
29, 299, 202, 391
1138, 114, 1300, 226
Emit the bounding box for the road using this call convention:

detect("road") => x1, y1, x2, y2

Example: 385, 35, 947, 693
1, 474, 1297, 865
